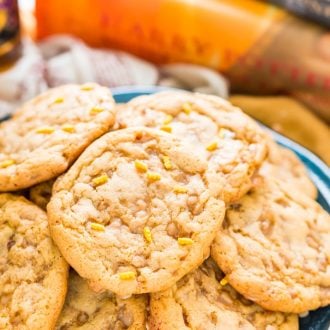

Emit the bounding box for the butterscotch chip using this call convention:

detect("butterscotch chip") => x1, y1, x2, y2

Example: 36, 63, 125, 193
116, 91, 268, 203
29, 179, 55, 210
211, 176, 330, 313
48, 128, 225, 296
0, 83, 115, 191
56, 271, 147, 330
0, 193, 68, 329
150, 259, 298, 330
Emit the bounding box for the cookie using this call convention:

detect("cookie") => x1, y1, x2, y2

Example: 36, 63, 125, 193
150, 258, 298, 330
116, 91, 267, 203
48, 127, 225, 296
0, 83, 115, 191
211, 176, 330, 313
261, 141, 317, 199
56, 270, 147, 329
0, 193, 68, 329
29, 179, 55, 210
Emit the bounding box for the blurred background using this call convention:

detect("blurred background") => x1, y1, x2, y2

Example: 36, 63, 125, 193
0, 0, 329, 164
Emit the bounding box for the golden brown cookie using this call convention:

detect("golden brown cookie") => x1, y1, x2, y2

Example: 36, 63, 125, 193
48, 127, 225, 297
56, 270, 147, 330
116, 91, 268, 203
261, 141, 317, 199
0, 83, 115, 191
0, 193, 68, 329
211, 176, 330, 313
150, 258, 298, 330
29, 179, 55, 210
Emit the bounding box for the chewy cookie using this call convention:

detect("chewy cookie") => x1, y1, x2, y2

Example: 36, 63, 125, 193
116, 91, 267, 203
211, 176, 330, 313
0, 83, 115, 191
261, 141, 317, 199
150, 258, 298, 330
0, 193, 68, 329
29, 179, 55, 210
48, 127, 225, 296
56, 270, 147, 330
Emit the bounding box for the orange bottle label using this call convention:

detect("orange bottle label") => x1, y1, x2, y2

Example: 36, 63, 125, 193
36, 0, 285, 70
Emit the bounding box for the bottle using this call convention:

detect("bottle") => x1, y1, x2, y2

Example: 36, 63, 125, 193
0, 0, 21, 70
36, 0, 330, 121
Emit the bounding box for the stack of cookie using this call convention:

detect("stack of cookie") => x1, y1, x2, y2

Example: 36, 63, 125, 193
0, 84, 328, 330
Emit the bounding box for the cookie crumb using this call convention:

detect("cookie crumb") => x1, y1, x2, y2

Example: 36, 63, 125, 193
0, 159, 15, 168
219, 128, 235, 139
178, 237, 194, 246
143, 227, 152, 243
119, 271, 136, 280
92, 174, 109, 186
134, 160, 148, 173
91, 223, 105, 231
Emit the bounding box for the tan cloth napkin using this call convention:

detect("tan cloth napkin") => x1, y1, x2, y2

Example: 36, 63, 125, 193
230, 95, 330, 165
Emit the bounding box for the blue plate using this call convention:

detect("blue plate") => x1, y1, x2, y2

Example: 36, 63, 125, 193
111, 86, 330, 330
1, 86, 329, 329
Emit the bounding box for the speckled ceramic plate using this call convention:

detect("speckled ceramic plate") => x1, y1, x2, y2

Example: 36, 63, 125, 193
111, 85, 330, 330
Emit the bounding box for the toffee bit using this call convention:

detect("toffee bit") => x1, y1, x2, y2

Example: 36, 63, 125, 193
134, 160, 148, 173
160, 125, 172, 133
92, 174, 109, 186
61, 125, 76, 133
0, 159, 15, 168
206, 141, 218, 151
91, 223, 105, 232
178, 237, 194, 246
53, 97, 64, 104
90, 106, 105, 114
147, 172, 161, 182
173, 185, 188, 194
80, 85, 94, 91
36, 127, 55, 134
143, 227, 152, 243
163, 114, 173, 125
182, 102, 192, 115
119, 271, 136, 280
161, 156, 172, 170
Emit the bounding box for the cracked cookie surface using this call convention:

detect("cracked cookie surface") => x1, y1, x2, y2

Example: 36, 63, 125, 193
56, 270, 147, 330
0, 193, 68, 330
261, 141, 317, 199
150, 258, 298, 330
0, 83, 115, 191
48, 127, 225, 296
116, 91, 267, 203
211, 176, 330, 313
